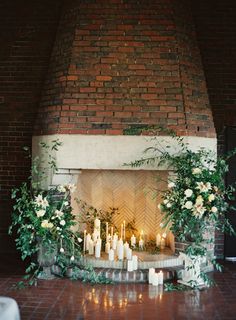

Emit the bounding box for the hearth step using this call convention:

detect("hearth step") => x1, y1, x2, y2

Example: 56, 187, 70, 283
93, 267, 183, 283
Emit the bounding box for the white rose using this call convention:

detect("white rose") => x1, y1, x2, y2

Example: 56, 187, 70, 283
184, 189, 193, 198
41, 219, 49, 228
184, 201, 193, 210
168, 182, 175, 189
64, 201, 69, 206
70, 255, 75, 262
208, 194, 215, 202
166, 202, 172, 208
60, 220, 66, 226
77, 237, 83, 243
192, 168, 202, 175
60, 247, 64, 253
211, 206, 218, 213
55, 210, 64, 218
163, 199, 168, 205
195, 195, 204, 205
36, 209, 45, 218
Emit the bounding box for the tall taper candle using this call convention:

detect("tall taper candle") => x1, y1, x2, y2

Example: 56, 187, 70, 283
83, 230, 87, 253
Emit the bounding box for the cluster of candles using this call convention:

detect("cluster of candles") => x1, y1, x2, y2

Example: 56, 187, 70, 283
148, 268, 164, 286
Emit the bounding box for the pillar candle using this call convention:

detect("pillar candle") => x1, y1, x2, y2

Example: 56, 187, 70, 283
86, 233, 91, 251
95, 240, 101, 258
105, 242, 110, 254
83, 230, 87, 253
127, 260, 133, 272
132, 255, 138, 270
120, 223, 123, 240
152, 273, 159, 286
126, 248, 132, 260
131, 234, 136, 247
108, 249, 114, 261
112, 238, 117, 250
123, 241, 129, 258
139, 238, 144, 249
117, 239, 124, 260
113, 233, 118, 242
111, 226, 114, 238
160, 238, 165, 250
88, 239, 94, 255
94, 218, 101, 239
157, 271, 164, 285
148, 268, 155, 284
156, 233, 161, 247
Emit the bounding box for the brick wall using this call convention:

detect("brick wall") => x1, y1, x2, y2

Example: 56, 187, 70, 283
35, 0, 215, 138
0, 0, 62, 252
192, 0, 236, 258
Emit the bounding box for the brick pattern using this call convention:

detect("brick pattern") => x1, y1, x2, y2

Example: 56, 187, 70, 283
35, 0, 215, 137
192, 0, 236, 258
0, 0, 62, 251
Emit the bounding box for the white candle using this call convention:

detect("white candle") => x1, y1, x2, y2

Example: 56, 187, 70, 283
117, 239, 124, 260
108, 249, 114, 261
120, 223, 123, 240
160, 238, 165, 250
112, 238, 117, 250
123, 220, 126, 241
148, 268, 155, 284
105, 242, 110, 254
156, 233, 161, 247
113, 233, 118, 242
131, 234, 136, 247
127, 260, 133, 272
132, 255, 138, 270
139, 238, 144, 249
83, 230, 87, 253
88, 239, 94, 255
123, 241, 129, 258
106, 222, 108, 243
86, 233, 91, 251
157, 271, 164, 285
94, 218, 101, 239
140, 230, 144, 239
95, 240, 101, 258
152, 273, 159, 286
111, 226, 114, 238
126, 248, 132, 260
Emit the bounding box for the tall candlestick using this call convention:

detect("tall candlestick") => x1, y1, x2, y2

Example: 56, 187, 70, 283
123, 220, 126, 241
86, 233, 91, 251
83, 230, 87, 253
120, 223, 123, 240
117, 239, 124, 260
124, 241, 129, 258
88, 239, 94, 255
111, 226, 114, 238
131, 234, 136, 247
106, 222, 108, 243
95, 239, 101, 258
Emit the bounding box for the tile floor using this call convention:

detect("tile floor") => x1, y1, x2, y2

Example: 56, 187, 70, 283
1, 255, 236, 319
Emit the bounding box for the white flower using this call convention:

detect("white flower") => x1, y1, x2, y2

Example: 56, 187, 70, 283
160, 223, 164, 228
163, 199, 168, 205
208, 194, 215, 202
60, 247, 64, 253
193, 202, 206, 218
211, 206, 218, 213
213, 186, 218, 192
65, 183, 76, 193
35, 194, 49, 209
184, 189, 193, 198
47, 222, 54, 229
60, 220, 66, 226
58, 185, 66, 193
195, 195, 204, 205
166, 202, 172, 208
70, 256, 75, 262
192, 168, 202, 175
56, 227, 61, 231
55, 210, 64, 218
77, 237, 83, 243
162, 233, 167, 238
184, 201, 193, 210
196, 182, 210, 193
168, 182, 175, 189
64, 201, 69, 206
36, 209, 46, 218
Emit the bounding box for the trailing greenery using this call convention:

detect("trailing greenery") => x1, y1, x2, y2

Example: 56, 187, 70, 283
127, 128, 236, 287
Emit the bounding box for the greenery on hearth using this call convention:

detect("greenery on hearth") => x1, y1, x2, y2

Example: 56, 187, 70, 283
8, 140, 111, 286
127, 127, 236, 287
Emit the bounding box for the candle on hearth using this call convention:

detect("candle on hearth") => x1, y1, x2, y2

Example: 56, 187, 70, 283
112, 237, 117, 250
131, 234, 136, 247
132, 255, 138, 270
160, 238, 165, 250
140, 230, 144, 239
139, 238, 144, 250
88, 239, 94, 255
83, 230, 87, 253
117, 239, 124, 260
127, 260, 133, 272
86, 233, 91, 251
111, 226, 114, 238
95, 239, 101, 258
105, 242, 110, 254
113, 233, 118, 242
126, 248, 132, 260
123, 241, 129, 258
123, 220, 126, 241
108, 249, 114, 261
152, 273, 159, 286
157, 271, 164, 285
149, 268, 155, 284
94, 218, 101, 239
120, 223, 123, 240
156, 233, 161, 247
106, 222, 108, 243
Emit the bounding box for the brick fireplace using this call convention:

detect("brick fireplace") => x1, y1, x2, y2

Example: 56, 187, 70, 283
32, 0, 217, 250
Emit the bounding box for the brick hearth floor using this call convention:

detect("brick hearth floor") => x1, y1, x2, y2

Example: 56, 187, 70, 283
1, 255, 236, 319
